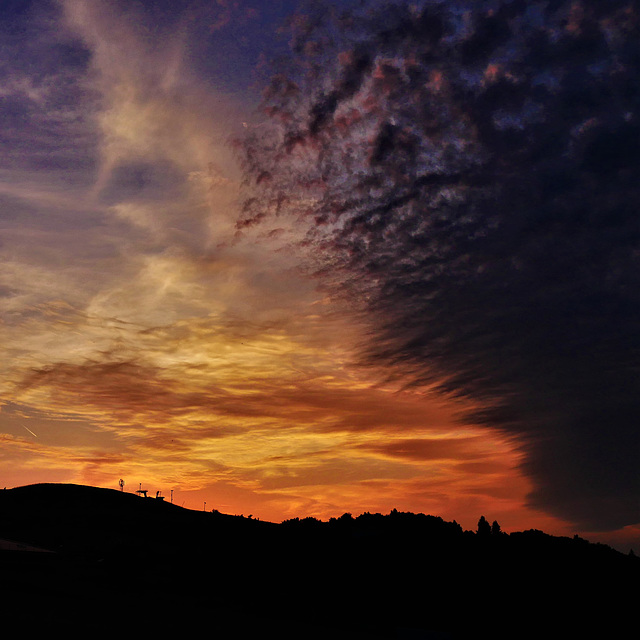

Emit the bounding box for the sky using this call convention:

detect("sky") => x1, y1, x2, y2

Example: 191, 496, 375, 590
1, 0, 638, 552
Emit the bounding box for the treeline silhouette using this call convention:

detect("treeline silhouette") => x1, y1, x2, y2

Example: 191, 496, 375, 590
0, 484, 637, 638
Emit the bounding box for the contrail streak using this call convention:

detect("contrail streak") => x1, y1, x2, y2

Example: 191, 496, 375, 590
22, 424, 38, 438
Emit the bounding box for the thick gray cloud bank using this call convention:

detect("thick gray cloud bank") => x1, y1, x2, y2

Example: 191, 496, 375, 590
239, 0, 640, 531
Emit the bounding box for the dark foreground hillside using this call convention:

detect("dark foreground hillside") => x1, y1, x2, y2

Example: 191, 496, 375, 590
0, 484, 637, 639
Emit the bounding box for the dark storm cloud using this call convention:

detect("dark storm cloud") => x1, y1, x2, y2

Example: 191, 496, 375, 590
239, 0, 640, 531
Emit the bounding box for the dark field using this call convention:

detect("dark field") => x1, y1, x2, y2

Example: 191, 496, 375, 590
1, 483, 637, 639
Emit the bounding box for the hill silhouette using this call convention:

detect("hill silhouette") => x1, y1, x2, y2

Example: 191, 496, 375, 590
1, 483, 637, 638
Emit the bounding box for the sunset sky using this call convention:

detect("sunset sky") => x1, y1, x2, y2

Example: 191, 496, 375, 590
1, 0, 638, 552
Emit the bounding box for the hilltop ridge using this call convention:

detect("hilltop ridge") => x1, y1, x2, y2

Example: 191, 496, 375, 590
1, 483, 637, 638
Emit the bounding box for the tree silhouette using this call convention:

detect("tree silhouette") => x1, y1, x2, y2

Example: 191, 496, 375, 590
477, 516, 491, 538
